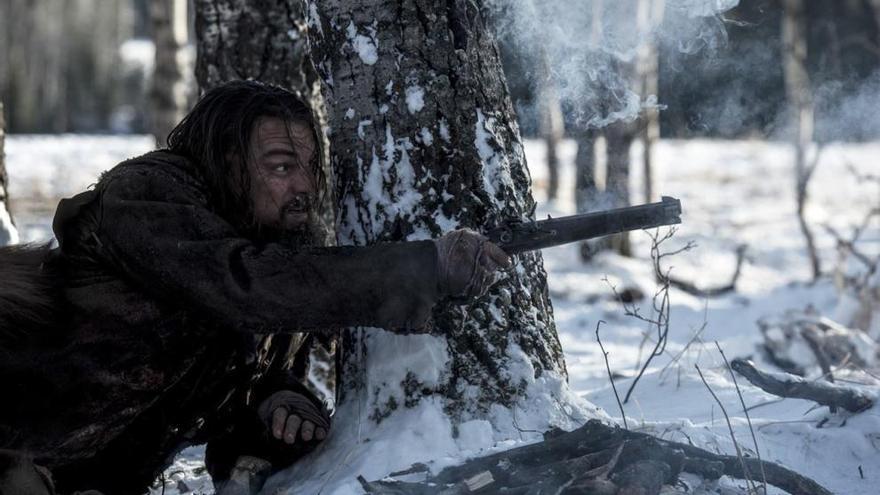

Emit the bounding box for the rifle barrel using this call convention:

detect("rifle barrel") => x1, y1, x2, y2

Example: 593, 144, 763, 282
488, 196, 682, 255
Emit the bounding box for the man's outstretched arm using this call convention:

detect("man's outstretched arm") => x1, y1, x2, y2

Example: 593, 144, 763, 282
78, 161, 439, 332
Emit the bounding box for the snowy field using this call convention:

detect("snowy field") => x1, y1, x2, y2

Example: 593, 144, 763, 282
5, 134, 879, 494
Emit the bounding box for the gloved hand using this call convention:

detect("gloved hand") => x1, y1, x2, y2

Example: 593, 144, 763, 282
257, 390, 331, 445
435, 228, 513, 299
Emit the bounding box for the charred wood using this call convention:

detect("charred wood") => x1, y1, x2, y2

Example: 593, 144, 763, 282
360, 420, 832, 495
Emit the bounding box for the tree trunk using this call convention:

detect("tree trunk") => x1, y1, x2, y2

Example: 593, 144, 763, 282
0, 101, 18, 246
636, 0, 663, 204
536, 50, 564, 202
604, 118, 635, 257
869, 0, 880, 62
195, 0, 585, 490
149, 0, 191, 146
782, 0, 821, 281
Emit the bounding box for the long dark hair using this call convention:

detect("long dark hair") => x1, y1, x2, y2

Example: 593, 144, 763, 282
166, 80, 325, 228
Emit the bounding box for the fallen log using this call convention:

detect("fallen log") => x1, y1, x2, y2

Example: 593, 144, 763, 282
359, 419, 832, 495
731, 358, 874, 413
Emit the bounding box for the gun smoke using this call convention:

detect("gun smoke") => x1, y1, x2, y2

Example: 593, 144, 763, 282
487, 0, 741, 130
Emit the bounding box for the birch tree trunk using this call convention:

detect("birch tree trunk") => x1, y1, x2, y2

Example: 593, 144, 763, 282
782, 0, 821, 281
536, 50, 564, 202
0, 101, 19, 246
636, 0, 664, 204
149, 0, 191, 145
195, 0, 585, 490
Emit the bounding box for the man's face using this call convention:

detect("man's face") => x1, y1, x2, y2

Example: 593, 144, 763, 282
246, 117, 317, 231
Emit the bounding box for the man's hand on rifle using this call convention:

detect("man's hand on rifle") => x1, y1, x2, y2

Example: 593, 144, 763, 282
436, 229, 512, 299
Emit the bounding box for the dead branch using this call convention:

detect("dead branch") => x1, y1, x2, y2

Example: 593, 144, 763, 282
716, 342, 768, 492
731, 359, 874, 413
609, 228, 681, 404
695, 364, 758, 493
660, 244, 748, 298
595, 320, 628, 429
359, 420, 832, 495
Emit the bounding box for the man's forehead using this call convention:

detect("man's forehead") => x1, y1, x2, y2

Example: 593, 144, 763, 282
253, 117, 315, 154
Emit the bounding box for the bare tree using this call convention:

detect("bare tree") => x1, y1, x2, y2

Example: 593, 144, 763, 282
536, 50, 564, 202
149, 0, 191, 145
0, 101, 18, 246
636, 0, 664, 204
0, 0, 135, 132
782, 0, 822, 281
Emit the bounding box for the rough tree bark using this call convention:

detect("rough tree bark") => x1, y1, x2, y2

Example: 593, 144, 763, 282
782, 0, 821, 281
195, 3, 576, 490
149, 0, 191, 145
0, 101, 19, 246
306, 0, 569, 424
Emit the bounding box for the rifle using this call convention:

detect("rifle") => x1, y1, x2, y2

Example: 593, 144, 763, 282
485, 196, 682, 255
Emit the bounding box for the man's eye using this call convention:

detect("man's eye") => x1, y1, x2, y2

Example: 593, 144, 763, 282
272, 164, 290, 173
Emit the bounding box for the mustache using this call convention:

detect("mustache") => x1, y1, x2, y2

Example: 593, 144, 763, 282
282, 192, 316, 214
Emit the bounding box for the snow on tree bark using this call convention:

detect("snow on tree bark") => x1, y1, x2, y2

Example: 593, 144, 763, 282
0, 101, 19, 246
306, 0, 571, 425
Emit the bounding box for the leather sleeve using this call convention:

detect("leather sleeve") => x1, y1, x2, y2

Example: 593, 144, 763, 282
88, 162, 440, 333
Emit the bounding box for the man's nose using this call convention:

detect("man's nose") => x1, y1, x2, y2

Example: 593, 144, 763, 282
288, 168, 316, 194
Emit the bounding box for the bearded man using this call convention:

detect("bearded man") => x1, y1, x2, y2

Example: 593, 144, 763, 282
0, 81, 511, 495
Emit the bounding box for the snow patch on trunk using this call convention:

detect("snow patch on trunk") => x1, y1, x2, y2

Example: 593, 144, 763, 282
359, 124, 426, 241
475, 109, 517, 205
345, 21, 378, 66
405, 85, 425, 114
0, 201, 19, 246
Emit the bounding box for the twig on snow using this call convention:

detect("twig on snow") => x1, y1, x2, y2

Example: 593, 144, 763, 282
605, 228, 682, 404
596, 320, 628, 429
695, 364, 758, 494
716, 342, 768, 493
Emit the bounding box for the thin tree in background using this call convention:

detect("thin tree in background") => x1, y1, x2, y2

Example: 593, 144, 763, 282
868, 0, 880, 60
536, 49, 564, 201
637, 0, 664, 204
782, 0, 821, 281
149, 0, 191, 145
0, 101, 18, 246
0, 0, 134, 133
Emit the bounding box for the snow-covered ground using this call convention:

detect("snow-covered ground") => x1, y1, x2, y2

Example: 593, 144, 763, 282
5, 135, 879, 494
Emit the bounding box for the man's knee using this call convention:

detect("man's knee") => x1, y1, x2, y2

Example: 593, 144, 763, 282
0, 450, 55, 495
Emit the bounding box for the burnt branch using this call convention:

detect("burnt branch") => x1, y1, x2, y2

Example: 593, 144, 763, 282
731, 359, 874, 413
359, 420, 832, 495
